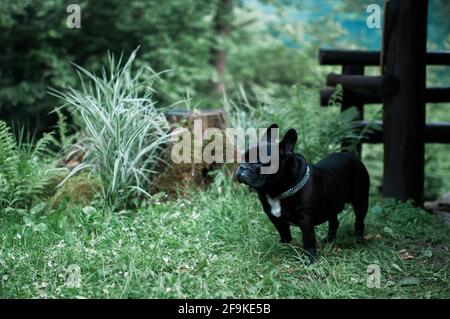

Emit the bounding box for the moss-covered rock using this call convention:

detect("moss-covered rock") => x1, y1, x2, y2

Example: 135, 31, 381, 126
50, 172, 100, 208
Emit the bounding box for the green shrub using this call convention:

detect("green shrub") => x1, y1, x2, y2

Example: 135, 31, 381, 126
50, 50, 172, 209
224, 85, 373, 163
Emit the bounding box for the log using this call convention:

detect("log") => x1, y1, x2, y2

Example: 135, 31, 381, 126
358, 121, 450, 144
326, 73, 400, 94
319, 48, 450, 66
319, 49, 380, 66
427, 51, 450, 66
320, 86, 450, 106
426, 87, 450, 103
381, 0, 428, 206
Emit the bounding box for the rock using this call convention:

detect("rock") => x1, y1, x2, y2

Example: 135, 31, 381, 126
425, 192, 450, 226
50, 172, 100, 208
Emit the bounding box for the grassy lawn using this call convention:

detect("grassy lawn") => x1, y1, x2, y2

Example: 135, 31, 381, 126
1, 179, 448, 298
1, 0, 449, 302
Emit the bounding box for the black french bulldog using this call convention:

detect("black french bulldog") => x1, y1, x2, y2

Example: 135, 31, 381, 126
235, 124, 370, 260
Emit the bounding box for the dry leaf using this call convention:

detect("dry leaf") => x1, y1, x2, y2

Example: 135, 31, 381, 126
374, 234, 383, 240
364, 234, 373, 240
399, 249, 414, 260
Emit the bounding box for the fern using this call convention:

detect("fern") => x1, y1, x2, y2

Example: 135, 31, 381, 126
0, 120, 56, 209
52, 108, 77, 151
0, 120, 19, 184
31, 132, 57, 160
224, 85, 374, 163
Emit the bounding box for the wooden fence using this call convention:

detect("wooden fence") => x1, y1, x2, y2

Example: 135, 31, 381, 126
318, 0, 450, 206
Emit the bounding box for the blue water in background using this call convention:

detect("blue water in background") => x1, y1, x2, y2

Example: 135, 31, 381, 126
247, 0, 448, 51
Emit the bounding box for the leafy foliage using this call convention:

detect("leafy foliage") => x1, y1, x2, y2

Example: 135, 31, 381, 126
0, 0, 220, 132
224, 85, 371, 162
0, 120, 55, 209
50, 50, 172, 209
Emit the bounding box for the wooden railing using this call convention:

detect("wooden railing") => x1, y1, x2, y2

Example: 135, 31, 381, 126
317, 1, 450, 207
319, 48, 450, 145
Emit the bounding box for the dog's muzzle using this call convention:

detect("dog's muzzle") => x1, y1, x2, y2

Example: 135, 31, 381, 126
235, 165, 250, 184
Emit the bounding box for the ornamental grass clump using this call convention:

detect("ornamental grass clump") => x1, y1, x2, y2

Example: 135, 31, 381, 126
50, 50, 172, 208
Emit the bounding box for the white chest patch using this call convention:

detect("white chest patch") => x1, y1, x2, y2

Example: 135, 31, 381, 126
266, 195, 281, 217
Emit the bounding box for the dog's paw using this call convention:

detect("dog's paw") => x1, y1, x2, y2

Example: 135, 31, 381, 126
305, 248, 317, 263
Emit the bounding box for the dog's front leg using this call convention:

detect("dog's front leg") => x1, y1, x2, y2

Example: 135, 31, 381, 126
259, 193, 292, 243
267, 215, 292, 243
275, 221, 292, 244
299, 219, 316, 260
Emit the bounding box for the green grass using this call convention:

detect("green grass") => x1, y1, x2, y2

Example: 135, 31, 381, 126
0, 177, 449, 298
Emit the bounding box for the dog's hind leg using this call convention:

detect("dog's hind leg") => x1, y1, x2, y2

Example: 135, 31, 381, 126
352, 164, 370, 241
326, 215, 339, 242
352, 197, 368, 240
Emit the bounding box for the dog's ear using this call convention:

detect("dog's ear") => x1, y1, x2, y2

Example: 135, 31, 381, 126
280, 128, 297, 156
261, 123, 278, 143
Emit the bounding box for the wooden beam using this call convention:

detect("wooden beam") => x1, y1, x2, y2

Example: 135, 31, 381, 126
381, 0, 428, 206
326, 73, 400, 94
427, 51, 450, 65
319, 49, 380, 66
358, 121, 450, 144
320, 87, 450, 106
319, 49, 450, 66
427, 87, 450, 103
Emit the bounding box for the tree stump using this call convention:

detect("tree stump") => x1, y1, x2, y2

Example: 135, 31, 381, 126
149, 108, 238, 196
165, 109, 228, 132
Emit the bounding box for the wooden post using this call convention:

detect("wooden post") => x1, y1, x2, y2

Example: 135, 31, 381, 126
381, 0, 428, 206
341, 65, 364, 156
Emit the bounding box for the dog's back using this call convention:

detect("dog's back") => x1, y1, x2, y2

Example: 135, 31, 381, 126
313, 152, 370, 236
314, 152, 369, 192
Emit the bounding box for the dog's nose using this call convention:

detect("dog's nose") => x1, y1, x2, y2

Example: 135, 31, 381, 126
235, 166, 246, 183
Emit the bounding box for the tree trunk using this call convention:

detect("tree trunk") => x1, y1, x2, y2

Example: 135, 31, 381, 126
210, 0, 233, 95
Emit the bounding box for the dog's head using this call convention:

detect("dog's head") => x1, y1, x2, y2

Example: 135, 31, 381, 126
235, 123, 298, 189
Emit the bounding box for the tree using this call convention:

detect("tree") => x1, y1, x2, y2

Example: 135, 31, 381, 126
210, 0, 234, 95
0, 0, 220, 133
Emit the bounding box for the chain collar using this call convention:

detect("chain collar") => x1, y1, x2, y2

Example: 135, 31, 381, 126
272, 165, 310, 200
